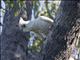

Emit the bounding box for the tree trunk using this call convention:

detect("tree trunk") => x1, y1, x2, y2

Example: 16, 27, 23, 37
43, 1, 79, 60
1, 1, 32, 60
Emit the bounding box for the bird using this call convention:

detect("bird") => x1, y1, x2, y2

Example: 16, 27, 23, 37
19, 16, 54, 39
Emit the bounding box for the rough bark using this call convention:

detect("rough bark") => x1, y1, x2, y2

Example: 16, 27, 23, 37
43, 1, 79, 60
1, 1, 32, 60
26, 0, 33, 20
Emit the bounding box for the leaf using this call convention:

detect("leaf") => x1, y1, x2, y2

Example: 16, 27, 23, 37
14, 11, 19, 16
11, 3, 14, 7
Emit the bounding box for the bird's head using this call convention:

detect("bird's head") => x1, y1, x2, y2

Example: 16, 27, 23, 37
19, 17, 32, 32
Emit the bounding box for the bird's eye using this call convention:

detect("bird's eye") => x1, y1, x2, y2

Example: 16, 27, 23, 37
22, 24, 26, 28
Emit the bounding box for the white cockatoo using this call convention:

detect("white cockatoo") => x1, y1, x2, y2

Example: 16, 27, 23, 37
19, 16, 54, 39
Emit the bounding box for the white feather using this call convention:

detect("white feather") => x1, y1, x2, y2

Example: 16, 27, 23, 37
19, 16, 54, 38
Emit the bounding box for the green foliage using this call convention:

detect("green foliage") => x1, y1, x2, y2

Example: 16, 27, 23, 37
4, 0, 14, 8
4, 0, 25, 16
4, 0, 59, 18
4, 0, 22, 8
32, 1, 59, 19
14, 11, 19, 16
18, 0, 24, 8
28, 37, 43, 53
